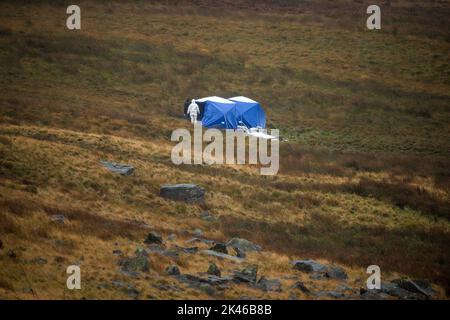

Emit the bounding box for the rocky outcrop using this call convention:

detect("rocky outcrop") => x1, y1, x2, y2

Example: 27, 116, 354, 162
226, 238, 262, 252
166, 265, 181, 276
101, 160, 134, 176
160, 184, 205, 203
292, 259, 327, 273
233, 265, 258, 283
144, 232, 163, 245
201, 250, 244, 263
209, 243, 228, 254
207, 262, 221, 276
257, 277, 282, 292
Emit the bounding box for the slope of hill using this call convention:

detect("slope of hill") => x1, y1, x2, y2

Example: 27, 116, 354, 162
0, 0, 449, 299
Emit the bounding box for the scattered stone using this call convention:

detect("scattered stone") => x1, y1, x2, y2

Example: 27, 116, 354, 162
291, 281, 310, 293
316, 291, 345, 299
201, 211, 217, 221
166, 265, 181, 276
50, 214, 65, 224
380, 282, 423, 300
152, 283, 180, 291
112, 250, 123, 256
101, 160, 134, 176
144, 232, 163, 245
257, 277, 282, 292
173, 245, 198, 254
147, 244, 179, 259
207, 262, 221, 276
0, 239, 3, 250
234, 247, 246, 259
310, 273, 326, 280
7, 249, 16, 259
233, 265, 258, 283
159, 184, 205, 203
201, 250, 245, 263
325, 266, 348, 280
392, 278, 432, 299
288, 293, 299, 300
124, 284, 140, 299
203, 275, 233, 286
198, 283, 216, 296
21, 287, 34, 294
177, 274, 232, 288
209, 243, 228, 254
119, 252, 150, 274
31, 257, 47, 265
292, 259, 327, 273
360, 289, 391, 300
185, 237, 215, 245
226, 238, 261, 252
135, 247, 148, 257
54, 256, 66, 264
167, 234, 177, 241
193, 228, 203, 237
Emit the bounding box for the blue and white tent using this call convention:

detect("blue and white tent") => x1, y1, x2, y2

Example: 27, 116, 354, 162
229, 96, 266, 129
196, 96, 238, 129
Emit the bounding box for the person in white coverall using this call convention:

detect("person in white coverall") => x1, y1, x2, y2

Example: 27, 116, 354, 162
187, 99, 200, 124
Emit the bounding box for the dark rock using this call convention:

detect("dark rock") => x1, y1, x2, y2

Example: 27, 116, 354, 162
360, 289, 391, 300
22, 287, 34, 294
124, 284, 140, 299
392, 278, 432, 299
31, 257, 47, 265
166, 265, 181, 276
257, 277, 282, 292
310, 273, 326, 280
193, 228, 203, 237
198, 283, 216, 296
380, 282, 423, 300
144, 232, 163, 245
112, 250, 123, 256
176, 274, 231, 290
50, 214, 65, 224
233, 265, 258, 283
167, 234, 176, 241
292, 259, 327, 273
316, 291, 344, 299
119, 254, 150, 273
207, 262, 221, 276
135, 247, 148, 257
152, 283, 180, 291
226, 238, 261, 252
291, 281, 310, 293
160, 184, 205, 203
173, 245, 198, 254
0, 239, 3, 249
209, 243, 228, 254
7, 249, 16, 259
325, 266, 348, 280
201, 211, 217, 221
186, 237, 215, 245
147, 244, 179, 259
234, 247, 246, 259
201, 250, 245, 263
101, 160, 134, 176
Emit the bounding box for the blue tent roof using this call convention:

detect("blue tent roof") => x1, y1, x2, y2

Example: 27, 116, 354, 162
229, 96, 266, 129
197, 96, 238, 129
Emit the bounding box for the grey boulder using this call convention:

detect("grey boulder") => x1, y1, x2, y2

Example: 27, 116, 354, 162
101, 160, 134, 176
160, 184, 205, 203
226, 238, 262, 253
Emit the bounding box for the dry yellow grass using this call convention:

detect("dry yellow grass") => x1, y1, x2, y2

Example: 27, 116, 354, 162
0, 0, 449, 299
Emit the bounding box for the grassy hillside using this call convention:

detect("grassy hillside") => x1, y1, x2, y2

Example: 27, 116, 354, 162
0, 0, 449, 299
